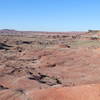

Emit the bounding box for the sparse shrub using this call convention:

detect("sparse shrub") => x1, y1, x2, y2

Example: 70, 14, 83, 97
90, 35, 99, 40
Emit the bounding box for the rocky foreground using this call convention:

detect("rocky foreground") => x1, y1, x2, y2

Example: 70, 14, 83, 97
0, 30, 100, 100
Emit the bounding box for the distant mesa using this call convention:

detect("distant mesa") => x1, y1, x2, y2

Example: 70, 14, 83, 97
0, 29, 87, 35
88, 30, 100, 33
1, 29, 16, 31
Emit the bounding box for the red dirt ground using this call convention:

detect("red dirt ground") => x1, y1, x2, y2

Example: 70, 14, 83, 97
0, 31, 100, 100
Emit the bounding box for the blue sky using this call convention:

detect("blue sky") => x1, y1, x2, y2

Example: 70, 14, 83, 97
0, 0, 100, 31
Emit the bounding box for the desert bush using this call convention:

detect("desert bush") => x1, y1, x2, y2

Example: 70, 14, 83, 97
90, 35, 99, 40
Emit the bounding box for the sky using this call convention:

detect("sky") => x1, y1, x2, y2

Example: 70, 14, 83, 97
0, 0, 100, 31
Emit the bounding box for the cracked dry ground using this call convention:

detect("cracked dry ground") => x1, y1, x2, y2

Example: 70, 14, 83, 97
1, 35, 100, 100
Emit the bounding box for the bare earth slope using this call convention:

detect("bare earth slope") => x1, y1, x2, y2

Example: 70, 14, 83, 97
1, 84, 100, 100
0, 30, 100, 100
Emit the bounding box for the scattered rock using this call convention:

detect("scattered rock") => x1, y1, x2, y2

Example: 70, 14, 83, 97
28, 73, 62, 86
0, 85, 9, 90
0, 43, 12, 50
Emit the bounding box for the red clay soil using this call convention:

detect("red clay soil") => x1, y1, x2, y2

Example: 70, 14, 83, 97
0, 84, 100, 100
28, 84, 100, 100
0, 32, 100, 100
0, 48, 100, 100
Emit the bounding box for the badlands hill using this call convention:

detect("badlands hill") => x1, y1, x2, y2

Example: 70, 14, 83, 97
0, 30, 100, 100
